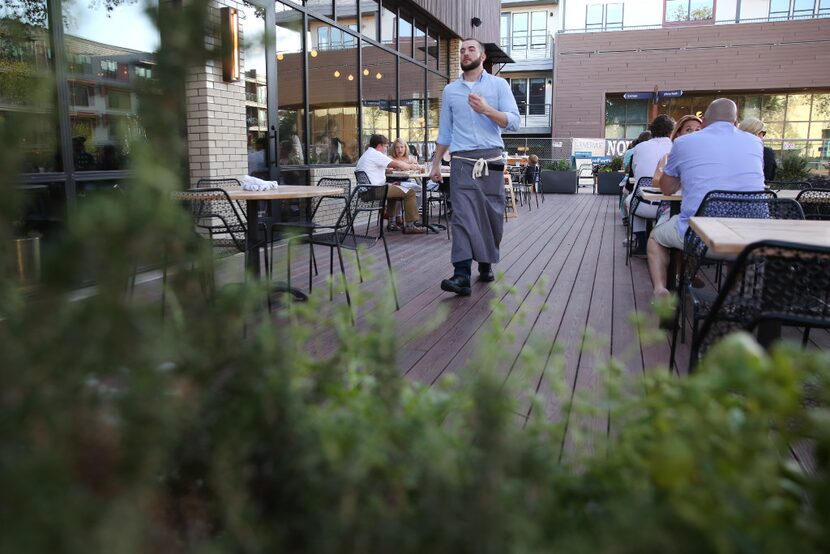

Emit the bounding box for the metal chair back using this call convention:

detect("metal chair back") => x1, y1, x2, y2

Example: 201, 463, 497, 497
796, 188, 830, 220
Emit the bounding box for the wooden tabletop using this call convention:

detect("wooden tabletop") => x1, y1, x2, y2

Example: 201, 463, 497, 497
225, 185, 344, 201
640, 187, 681, 202
689, 217, 830, 255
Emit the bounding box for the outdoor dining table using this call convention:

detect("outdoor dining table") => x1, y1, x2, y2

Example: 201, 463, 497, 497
388, 170, 450, 234
225, 185, 345, 299
688, 216, 830, 345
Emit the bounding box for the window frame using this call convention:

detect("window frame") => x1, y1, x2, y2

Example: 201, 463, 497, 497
770, 0, 825, 19
585, 3, 625, 31
663, 0, 717, 27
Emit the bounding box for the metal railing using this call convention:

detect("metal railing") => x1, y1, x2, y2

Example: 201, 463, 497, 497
559, 11, 830, 34
498, 33, 553, 61
515, 103, 551, 128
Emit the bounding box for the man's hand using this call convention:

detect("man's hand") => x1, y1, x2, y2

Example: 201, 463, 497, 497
468, 93, 491, 115
430, 163, 443, 183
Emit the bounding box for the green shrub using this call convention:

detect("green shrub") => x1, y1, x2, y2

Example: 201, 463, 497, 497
777, 153, 811, 182
2, 3, 829, 552
543, 159, 572, 171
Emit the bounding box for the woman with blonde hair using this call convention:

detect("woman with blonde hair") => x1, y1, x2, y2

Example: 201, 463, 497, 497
383, 137, 424, 233
739, 117, 777, 181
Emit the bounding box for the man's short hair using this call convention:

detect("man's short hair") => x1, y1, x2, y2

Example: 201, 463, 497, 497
461, 38, 485, 52
368, 134, 388, 149
649, 115, 676, 138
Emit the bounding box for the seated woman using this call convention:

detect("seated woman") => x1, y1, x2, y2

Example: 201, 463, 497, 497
385, 138, 422, 231
652, 114, 703, 196
738, 117, 777, 182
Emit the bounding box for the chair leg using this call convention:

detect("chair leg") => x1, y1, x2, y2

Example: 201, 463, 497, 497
312, 247, 318, 276
802, 327, 811, 347
355, 249, 364, 283
329, 247, 334, 301
382, 235, 400, 310
335, 243, 354, 324
308, 242, 314, 294
286, 239, 292, 296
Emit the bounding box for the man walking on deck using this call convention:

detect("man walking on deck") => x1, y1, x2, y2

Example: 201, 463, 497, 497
430, 38, 520, 296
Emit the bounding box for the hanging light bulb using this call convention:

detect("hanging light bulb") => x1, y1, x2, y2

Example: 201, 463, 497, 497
310, 49, 318, 57
375, 72, 382, 80
334, 70, 341, 78
347, 74, 354, 81
363, 68, 369, 76
276, 52, 284, 61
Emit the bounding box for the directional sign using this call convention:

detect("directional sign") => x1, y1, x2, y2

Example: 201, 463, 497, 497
658, 90, 683, 99
623, 91, 653, 101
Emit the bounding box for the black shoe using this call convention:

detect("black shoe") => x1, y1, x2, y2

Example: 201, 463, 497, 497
441, 275, 471, 296
478, 268, 495, 282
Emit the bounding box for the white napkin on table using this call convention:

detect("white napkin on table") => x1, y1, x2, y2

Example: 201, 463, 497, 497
240, 175, 279, 191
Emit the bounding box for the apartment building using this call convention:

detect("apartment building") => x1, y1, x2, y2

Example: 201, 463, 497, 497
551, 0, 830, 165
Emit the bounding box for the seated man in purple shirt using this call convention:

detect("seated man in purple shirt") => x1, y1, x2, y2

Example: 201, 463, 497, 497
647, 98, 766, 299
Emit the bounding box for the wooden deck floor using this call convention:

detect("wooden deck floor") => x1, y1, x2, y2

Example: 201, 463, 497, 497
268, 191, 827, 464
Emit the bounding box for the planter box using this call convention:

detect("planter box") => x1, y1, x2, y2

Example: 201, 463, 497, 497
541, 170, 576, 194
596, 171, 625, 195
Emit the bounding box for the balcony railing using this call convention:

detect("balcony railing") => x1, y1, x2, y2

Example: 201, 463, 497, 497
499, 32, 552, 61
516, 103, 551, 129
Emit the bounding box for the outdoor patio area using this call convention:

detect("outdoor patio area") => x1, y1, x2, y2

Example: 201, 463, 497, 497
259, 190, 827, 470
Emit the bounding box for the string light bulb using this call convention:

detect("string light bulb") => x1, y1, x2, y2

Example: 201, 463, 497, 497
334, 70, 341, 78
363, 68, 369, 76
375, 72, 382, 79
347, 74, 354, 81
276, 53, 284, 61
310, 49, 318, 57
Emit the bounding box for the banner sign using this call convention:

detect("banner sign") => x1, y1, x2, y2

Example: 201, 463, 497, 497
571, 138, 606, 156
605, 138, 632, 157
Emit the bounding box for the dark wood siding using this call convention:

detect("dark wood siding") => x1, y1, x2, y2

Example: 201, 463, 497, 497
410, 0, 500, 43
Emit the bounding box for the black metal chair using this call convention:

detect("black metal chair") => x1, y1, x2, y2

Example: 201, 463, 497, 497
524, 164, 542, 207
669, 193, 804, 370
765, 180, 811, 192
426, 176, 451, 239
284, 183, 399, 317
625, 176, 654, 266
690, 240, 830, 370
509, 166, 529, 208
269, 177, 351, 287
796, 188, 830, 220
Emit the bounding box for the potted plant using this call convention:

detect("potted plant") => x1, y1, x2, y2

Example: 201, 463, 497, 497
540, 159, 577, 194
773, 153, 811, 188
595, 156, 625, 195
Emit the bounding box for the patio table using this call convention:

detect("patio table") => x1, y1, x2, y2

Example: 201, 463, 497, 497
388, 170, 450, 233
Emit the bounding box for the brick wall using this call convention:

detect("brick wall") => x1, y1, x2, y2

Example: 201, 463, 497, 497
552, 18, 830, 138
186, 0, 248, 186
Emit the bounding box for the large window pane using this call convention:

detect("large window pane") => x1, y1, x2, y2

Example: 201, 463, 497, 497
62, 0, 159, 172
665, 0, 687, 22
398, 12, 412, 56
500, 14, 509, 49
360, 0, 379, 41
769, 0, 790, 18
1, 0, 61, 173
792, 0, 815, 16
813, 94, 830, 119
427, 30, 438, 69
529, 78, 546, 115
586, 5, 603, 29
762, 95, 787, 121
512, 12, 528, 48
243, 2, 269, 177
511, 79, 528, 113
626, 100, 648, 124
414, 21, 426, 63
361, 43, 396, 148
380, 2, 396, 47
786, 94, 812, 121
605, 98, 626, 125
689, 0, 714, 20
308, 19, 358, 164
606, 4, 623, 29
399, 60, 425, 158
427, 72, 447, 160
276, 2, 305, 165
530, 12, 547, 47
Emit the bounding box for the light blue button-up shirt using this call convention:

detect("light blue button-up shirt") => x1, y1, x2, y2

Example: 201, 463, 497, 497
436, 70, 521, 153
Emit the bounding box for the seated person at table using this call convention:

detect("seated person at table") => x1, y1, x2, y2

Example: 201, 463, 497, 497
647, 98, 765, 299
624, 115, 675, 254
355, 134, 425, 234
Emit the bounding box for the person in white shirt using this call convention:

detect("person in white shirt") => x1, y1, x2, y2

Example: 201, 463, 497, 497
647, 98, 766, 299
624, 115, 675, 253
355, 134, 426, 234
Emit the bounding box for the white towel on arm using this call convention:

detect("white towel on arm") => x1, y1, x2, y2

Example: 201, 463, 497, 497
240, 175, 279, 191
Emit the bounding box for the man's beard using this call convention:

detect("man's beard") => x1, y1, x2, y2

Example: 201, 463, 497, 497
460, 56, 483, 72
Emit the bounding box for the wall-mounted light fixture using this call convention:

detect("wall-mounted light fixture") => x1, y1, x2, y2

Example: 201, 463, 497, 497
471, 17, 481, 27
220, 7, 240, 82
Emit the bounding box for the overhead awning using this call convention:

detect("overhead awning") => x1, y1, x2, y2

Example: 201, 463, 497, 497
484, 43, 514, 65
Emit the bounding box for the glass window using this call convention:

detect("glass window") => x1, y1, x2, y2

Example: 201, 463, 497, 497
380, 2, 396, 47
821, 0, 830, 16
762, 95, 787, 121
769, 0, 791, 19
398, 12, 412, 56
360, 0, 379, 41
242, 2, 269, 177
512, 12, 528, 48
666, 0, 714, 22
414, 22, 426, 63
511, 79, 528, 113
784, 121, 810, 139
625, 125, 646, 139
530, 12, 547, 47
317, 27, 330, 50
812, 94, 830, 119
786, 94, 812, 121
809, 121, 830, 140
308, 19, 358, 165
627, 101, 648, 124
500, 13, 510, 48
529, 78, 546, 115
427, 72, 448, 160
792, 0, 815, 16
605, 125, 625, 139
361, 43, 396, 149
606, 4, 624, 29
605, 98, 626, 125
427, 31, 438, 69
276, 2, 305, 165
399, 60, 425, 157
586, 5, 603, 30
62, 0, 159, 173
741, 96, 762, 119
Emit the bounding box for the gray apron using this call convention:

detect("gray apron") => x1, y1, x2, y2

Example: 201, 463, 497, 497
449, 148, 504, 264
